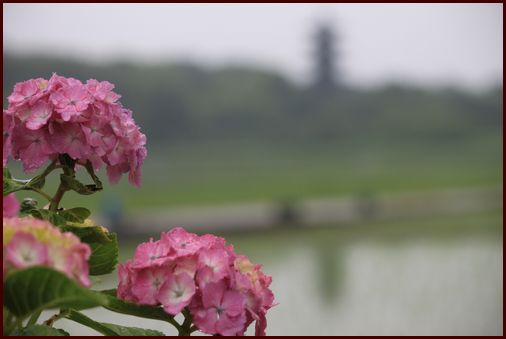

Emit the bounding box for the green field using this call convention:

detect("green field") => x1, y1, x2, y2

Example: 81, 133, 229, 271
9, 135, 502, 213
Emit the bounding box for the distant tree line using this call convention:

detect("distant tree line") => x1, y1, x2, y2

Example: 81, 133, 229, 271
3, 53, 502, 148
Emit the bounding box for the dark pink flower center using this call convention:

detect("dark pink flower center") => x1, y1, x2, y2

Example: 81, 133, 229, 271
215, 305, 225, 318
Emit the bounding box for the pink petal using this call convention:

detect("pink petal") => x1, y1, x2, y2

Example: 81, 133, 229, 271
117, 262, 138, 302
131, 239, 173, 268
47, 246, 72, 276
216, 312, 247, 336
196, 266, 214, 288
3, 194, 20, 218
200, 280, 226, 309
162, 227, 202, 257
198, 248, 230, 282
173, 255, 198, 278
131, 266, 170, 305
6, 232, 48, 268
26, 101, 52, 130
199, 233, 226, 250
193, 308, 219, 335
50, 123, 90, 160
222, 289, 246, 317
158, 272, 196, 315
3, 111, 14, 166
13, 126, 53, 172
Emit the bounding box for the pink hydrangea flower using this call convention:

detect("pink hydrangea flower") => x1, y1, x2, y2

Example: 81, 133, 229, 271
50, 84, 91, 121
131, 266, 172, 305
50, 122, 91, 160
12, 125, 54, 173
157, 272, 196, 315
131, 238, 174, 268
173, 255, 198, 278
3, 194, 20, 218
4, 73, 147, 186
25, 100, 52, 130
3, 112, 14, 166
161, 227, 202, 257
3, 217, 91, 287
117, 263, 137, 302
117, 226, 275, 336
86, 79, 121, 104
5, 232, 48, 268
190, 280, 246, 336
7, 78, 48, 108
196, 249, 230, 287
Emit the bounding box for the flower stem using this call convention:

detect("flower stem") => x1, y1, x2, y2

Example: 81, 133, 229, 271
49, 182, 67, 212
30, 188, 53, 202
178, 308, 193, 336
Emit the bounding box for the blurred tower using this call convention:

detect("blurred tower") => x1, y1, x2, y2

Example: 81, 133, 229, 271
312, 22, 339, 92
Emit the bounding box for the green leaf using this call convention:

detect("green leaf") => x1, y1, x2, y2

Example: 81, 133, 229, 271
60, 224, 113, 244
101, 322, 165, 336
11, 324, 69, 336
3, 266, 108, 319
58, 207, 91, 223
87, 232, 119, 275
30, 209, 66, 226
84, 161, 103, 191
4, 167, 12, 179
65, 310, 165, 336
27, 174, 46, 190
60, 222, 119, 275
99, 289, 180, 329
60, 174, 101, 195
3, 167, 46, 195
3, 174, 28, 196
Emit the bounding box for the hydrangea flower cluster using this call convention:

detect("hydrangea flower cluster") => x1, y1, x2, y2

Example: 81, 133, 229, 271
117, 227, 275, 336
3, 74, 147, 186
3, 217, 91, 287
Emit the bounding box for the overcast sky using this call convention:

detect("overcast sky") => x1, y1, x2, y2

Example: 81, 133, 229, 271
3, 3, 503, 90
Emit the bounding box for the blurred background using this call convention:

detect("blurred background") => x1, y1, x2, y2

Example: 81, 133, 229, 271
3, 3, 503, 335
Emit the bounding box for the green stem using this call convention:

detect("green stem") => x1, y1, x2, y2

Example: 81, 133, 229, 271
178, 308, 193, 336
27, 309, 42, 326
49, 155, 78, 212
49, 181, 67, 212
30, 187, 53, 202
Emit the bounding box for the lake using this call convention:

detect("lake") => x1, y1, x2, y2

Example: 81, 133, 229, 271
43, 212, 502, 335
